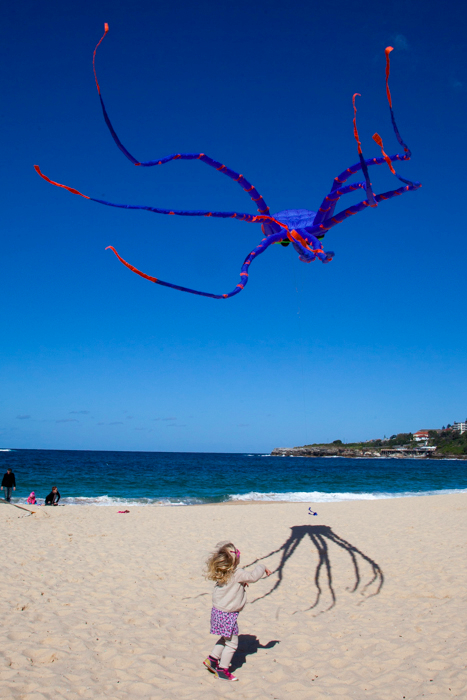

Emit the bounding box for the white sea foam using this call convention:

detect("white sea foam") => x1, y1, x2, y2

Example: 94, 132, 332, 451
63, 495, 193, 507
11, 487, 467, 507
13, 495, 203, 507
228, 488, 467, 503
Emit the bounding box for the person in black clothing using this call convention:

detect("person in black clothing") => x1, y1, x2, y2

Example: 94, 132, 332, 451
1, 469, 16, 502
45, 486, 61, 506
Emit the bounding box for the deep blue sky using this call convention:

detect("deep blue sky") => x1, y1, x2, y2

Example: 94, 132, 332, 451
1, 0, 466, 452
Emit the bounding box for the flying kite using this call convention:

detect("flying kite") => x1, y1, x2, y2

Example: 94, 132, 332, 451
35, 25, 421, 299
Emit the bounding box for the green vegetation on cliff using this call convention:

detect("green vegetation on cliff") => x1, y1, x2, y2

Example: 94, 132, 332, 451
303, 433, 414, 450
427, 430, 467, 455
303, 429, 467, 455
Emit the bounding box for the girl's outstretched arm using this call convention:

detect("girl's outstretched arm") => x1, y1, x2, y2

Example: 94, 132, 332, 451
236, 564, 266, 583
243, 568, 271, 588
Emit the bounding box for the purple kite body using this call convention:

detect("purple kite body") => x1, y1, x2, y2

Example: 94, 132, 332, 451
34, 27, 421, 299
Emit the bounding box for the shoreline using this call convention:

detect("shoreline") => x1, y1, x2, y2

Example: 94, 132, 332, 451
4, 486, 467, 509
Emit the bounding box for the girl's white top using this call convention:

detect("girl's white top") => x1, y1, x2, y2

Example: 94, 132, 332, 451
212, 564, 266, 613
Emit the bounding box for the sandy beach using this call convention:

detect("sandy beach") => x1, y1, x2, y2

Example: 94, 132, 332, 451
1, 494, 466, 699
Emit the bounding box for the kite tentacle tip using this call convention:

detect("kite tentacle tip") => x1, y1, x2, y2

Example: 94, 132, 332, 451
372, 132, 396, 175
93, 23, 110, 95
385, 46, 394, 54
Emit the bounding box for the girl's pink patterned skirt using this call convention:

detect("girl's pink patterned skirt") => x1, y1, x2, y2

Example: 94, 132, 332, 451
210, 607, 239, 637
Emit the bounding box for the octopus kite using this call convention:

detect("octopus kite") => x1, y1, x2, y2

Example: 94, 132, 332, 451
35, 25, 421, 299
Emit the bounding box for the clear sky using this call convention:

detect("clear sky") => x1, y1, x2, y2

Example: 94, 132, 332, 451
1, 0, 466, 452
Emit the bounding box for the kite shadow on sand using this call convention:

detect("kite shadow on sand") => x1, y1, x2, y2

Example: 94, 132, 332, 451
246, 524, 384, 612
230, 635, 280, 672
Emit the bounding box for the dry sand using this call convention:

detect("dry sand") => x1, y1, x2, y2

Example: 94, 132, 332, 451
1, 494, 466, 700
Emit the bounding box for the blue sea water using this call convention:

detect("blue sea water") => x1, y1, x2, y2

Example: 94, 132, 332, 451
1, 449, 467, 506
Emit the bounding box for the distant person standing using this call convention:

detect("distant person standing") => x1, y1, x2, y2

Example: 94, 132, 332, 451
45, 486, 61, 506
1, 468, 16, 502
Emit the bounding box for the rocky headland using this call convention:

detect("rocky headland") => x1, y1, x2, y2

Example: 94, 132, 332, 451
271, 446, 467, 459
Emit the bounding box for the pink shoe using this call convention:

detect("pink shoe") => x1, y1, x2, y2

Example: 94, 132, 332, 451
203, 657, 219, 675
217, 667, 238, 681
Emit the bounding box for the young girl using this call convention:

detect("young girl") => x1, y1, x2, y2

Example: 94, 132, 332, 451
27, 492, 36, 505
203, 541, 271, 682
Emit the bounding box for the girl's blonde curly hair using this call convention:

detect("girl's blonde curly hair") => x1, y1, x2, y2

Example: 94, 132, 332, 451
205, 541, 239, 586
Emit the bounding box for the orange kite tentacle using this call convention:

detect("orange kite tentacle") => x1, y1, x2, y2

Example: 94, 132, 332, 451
93, 22, 109, 95
372, 133, 396, 175
352, 94, 377, 208
385, 46, 394, 109
33, 165, 90, 199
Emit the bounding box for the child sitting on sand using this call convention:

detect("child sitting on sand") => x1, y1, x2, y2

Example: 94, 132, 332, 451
45, 486, 61, 506
203, 541, 271, 682
26, 492, 36, 504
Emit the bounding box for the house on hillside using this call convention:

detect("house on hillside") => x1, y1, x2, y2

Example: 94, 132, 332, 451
413, 430, 430, 442
452, 422, 467, 434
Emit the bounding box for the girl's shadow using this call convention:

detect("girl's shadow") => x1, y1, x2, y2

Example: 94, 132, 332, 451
247, 524, 384, 611
230, 634, 280, 671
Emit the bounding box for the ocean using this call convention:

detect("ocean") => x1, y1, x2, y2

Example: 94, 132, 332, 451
1, 449, 467, 506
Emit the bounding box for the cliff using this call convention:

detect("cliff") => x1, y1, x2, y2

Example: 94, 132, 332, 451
270, 446, 467, 459
271, 446, 371, 458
